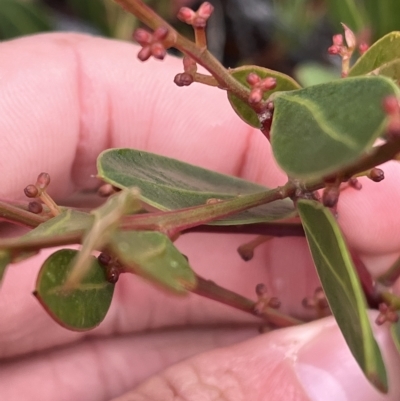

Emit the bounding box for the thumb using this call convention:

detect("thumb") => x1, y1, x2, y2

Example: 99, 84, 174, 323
111, 316, 400, 401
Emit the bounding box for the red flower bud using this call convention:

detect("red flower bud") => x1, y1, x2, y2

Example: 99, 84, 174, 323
24, 184, 39, 198
36, 172, 50, 189
332, 34, 343, 46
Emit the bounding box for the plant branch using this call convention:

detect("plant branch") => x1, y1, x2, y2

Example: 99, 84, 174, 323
113, 0, 251, 104
0, 231, 83, 253
0, 200, 47, 227
377, 255, 400, 287
193, 275, 303, 327
183, 221, 304, 236
120, 188, 291, 237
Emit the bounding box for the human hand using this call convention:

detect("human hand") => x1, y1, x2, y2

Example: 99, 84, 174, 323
0, 33, 400, 401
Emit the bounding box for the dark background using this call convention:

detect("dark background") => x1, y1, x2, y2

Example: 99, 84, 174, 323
1, 0, 400, 86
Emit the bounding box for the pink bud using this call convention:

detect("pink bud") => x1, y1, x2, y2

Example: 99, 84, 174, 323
177, 7, 195, 23
133, 29, 152, 45
341, 23, 356, 50
197, 2, 214, 19
332, 34, 343, 46
151, 43, 167, 60
260, 77, 277, 91
153, 26, 169, 41
359, 42, 369, 54
249, 89, 263, 104
328, 45, 341, 55
246, 72, 260, 86
36, 172, 50, 189
137, 46, 152, 61
383, 96, 399, 115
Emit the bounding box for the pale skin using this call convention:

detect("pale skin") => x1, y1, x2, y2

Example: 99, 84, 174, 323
0, 33, 400, 401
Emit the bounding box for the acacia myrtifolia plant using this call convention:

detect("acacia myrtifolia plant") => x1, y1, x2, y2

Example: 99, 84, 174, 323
2, 0, 400, 393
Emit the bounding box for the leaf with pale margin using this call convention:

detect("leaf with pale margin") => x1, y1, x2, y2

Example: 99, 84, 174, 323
271, 76, 400, 179
97, 148, 295, 225
110, 230, 196, 294
297, 200, 387, 393
391, 315, 400, 354
22, 209, 93, 239
349, 32, 400, 77
370, 58, 400, 82
65, 188, 142, 287
34, 249, 114, 331
227, 65, 301, 128
0, 210, 93, 264
0, 250, 10, 285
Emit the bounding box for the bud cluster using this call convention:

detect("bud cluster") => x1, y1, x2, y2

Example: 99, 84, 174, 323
246, 73, 277, 104
254, 283, 281, 316
133, 26, 169, 61
23, 172, 60, 216
328, 24, 357, 77
375, 302, 399, 325
302, 287, 330, 317
177, 2, 214, 29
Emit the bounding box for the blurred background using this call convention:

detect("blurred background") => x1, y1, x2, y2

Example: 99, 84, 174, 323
1, 0, 400, 85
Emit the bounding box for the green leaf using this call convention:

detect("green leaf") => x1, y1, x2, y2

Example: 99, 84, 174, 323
2, 210, 93, 264
110, 230, 196, 294
391, 315, 400, 354
295, 62, 339, 87
34, 249, 115, 331
349, 32, 400, 77
97, 148, 295, 225
227, 65, 301, 128
22, 210, 93, 240
0, 250, 10, 285
371, 58, 400, 83
65, 188, 142, 287
271, 76, 400, 179
297, 200, 388, 393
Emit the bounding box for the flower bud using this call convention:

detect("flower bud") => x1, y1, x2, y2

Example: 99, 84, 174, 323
332, 34, 343, 46
151, 43, 167, 60
383, 96, 399, 115
255, 283, 268, 297
322, 186, 339, 208
198, 2, 214, 19
36, 172, 50, 189
368, 168, 384, 182
342, 23, 356, 50
133, 29, 152, 45
358, 42, 369, 54
177, 7, 195, 23
24, 184, 39, 198
246, 72, 260, 86
174, 73, 194, 86
28, 201, 43, 214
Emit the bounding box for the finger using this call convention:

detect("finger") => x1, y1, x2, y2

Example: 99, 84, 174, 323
0, 32, 284, 202
0, 235, 321, 359
0, 326, 256, 401
112, 315, 400, 401
2, 33, 400, 260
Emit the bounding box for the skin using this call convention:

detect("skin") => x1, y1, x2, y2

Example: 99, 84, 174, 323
0, 33, 400, 401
